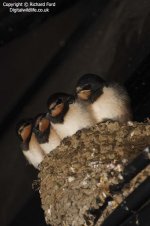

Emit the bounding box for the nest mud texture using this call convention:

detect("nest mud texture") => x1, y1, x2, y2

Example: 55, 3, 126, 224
39, 121, 150, 226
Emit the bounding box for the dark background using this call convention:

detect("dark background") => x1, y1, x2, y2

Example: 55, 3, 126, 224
0, 0, 150, 226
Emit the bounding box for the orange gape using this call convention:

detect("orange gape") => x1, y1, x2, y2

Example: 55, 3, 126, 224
39, 118, 50, 133
51, 103, 64, 117
77, 90, 91, 100
20, 125, 32, 142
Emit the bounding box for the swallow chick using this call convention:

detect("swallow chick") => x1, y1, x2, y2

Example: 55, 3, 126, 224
76, 74, 132, 123
33, 113, 61, 154
16, 119, 45, 169
47, 92, 95, 139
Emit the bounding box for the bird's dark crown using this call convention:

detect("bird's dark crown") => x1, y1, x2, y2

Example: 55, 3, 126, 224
47, 92, 75, 124
76, 74, 107, 103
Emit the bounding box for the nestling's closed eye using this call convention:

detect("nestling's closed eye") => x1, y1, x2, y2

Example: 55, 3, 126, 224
56, 98, 63, 105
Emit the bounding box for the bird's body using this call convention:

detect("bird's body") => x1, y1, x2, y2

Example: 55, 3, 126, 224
23, 133, 44, 168
88, 83, 132, 123
17, 119, 45, 169
33, 113, 61, 154
47, 93, 95, 139
51, 101, 95, 139
39, 128, 61, 154
76, 74, 132, 123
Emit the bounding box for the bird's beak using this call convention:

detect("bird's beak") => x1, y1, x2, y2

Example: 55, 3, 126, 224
76, 89, 91, 100
39, 118, 50, 133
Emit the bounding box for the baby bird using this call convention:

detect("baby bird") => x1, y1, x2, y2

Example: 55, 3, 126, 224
76, 74, 132, 123
16, 118, 45, 169
47, 92, 95, 139
33, 113, 61, 154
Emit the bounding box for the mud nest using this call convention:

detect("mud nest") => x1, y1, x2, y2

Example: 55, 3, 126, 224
39, 121, 150, 226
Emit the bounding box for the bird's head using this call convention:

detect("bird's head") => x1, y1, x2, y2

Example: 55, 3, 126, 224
76, 74, 107, 103
47, 93, 75, 123
33, 113, 50, 143
16, 118, 33, 144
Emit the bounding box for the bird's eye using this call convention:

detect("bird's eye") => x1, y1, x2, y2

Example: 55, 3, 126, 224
67, 96, 75, 104
56, 98, 62, 105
